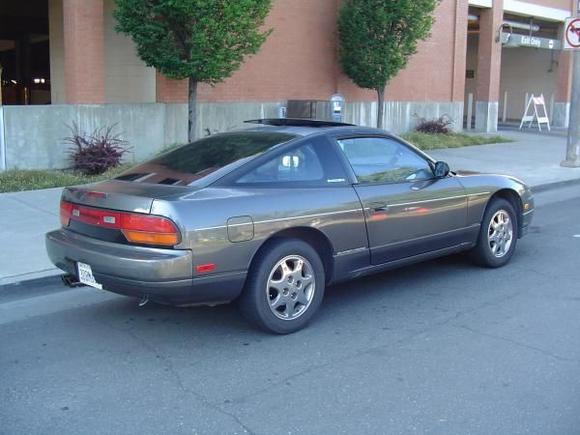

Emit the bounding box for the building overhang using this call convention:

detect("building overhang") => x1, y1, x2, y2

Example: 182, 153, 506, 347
469, 0, 571, 22
468, 0, 492, 9
504, 0, 571, 22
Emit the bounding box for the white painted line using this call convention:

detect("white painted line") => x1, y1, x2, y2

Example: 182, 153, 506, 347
573, 235, 580, 238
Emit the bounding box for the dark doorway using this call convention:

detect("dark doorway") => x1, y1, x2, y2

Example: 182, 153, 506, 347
1, 0, 50, 105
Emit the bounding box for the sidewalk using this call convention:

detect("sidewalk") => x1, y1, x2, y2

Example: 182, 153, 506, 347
430, 129, 580, 188
0, 188, 62, 286
1, 129, 579, 286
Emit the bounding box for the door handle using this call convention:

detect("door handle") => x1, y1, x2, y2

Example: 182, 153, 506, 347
369, 202, 389, 212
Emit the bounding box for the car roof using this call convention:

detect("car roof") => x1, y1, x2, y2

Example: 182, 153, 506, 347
240, 120, 389, 138
238, 120, 436, 165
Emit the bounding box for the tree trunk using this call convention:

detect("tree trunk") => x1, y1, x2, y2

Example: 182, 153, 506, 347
376, 87, 385, 129
188, 77, 198, 142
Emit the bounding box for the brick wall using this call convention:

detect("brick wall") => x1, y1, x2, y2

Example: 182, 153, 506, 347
156, 0, 464, 105
197, 0, 340, 102
62, 0, 105, 104
337, 0, 466, 102
156, 72, 188, 104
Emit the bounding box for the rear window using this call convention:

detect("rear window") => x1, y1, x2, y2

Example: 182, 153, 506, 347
116, 132, 297, 186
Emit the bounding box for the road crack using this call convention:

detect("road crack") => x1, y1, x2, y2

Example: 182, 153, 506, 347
227, 290, 529, 404
455, 324, 580, 363
98, 319, 256, 434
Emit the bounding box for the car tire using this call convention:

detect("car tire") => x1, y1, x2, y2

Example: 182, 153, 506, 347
238, 238, 325, 334
470, 197, 518, 268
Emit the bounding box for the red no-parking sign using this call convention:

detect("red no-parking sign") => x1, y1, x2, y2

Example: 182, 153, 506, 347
564, 17, 580, 49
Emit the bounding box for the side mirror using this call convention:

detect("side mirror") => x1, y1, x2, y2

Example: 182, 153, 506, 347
433, 161, 450, 178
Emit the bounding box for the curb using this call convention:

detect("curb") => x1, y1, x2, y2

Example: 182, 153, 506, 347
0, 268, 61, 287
531, 177, 580, 193
0, 275, 74, 304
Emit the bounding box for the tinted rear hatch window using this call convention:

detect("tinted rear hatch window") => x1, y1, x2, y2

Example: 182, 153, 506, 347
116, 132, 297, 186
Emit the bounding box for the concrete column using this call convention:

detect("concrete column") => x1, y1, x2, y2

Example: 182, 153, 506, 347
475, 0, 503, 133
62, 0, 105, 104
451, 0, 469, 104
155, 72, 188, 103
49, 0, 66, 104
554, 51, 572, 128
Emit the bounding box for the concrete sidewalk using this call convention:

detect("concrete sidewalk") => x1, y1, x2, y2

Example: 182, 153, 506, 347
430, 130, 580, 188
1, 129, 579, 286
0, 188, 62, 285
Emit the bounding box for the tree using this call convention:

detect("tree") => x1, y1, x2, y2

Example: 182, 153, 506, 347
337, 0, 438, 129
114, 0, 273, 141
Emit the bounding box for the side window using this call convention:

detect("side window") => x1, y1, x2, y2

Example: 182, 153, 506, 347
337, 137, 433, 184
236, 143, 324, 184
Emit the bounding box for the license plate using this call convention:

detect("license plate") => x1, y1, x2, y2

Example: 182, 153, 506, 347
77, 262, 103, 289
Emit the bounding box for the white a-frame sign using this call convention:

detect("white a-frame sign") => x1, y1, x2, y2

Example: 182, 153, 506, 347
519, 94, 551, 132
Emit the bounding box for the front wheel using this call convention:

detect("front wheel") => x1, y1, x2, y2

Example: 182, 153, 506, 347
238, 239, 325, 334
470, 198, 518, 268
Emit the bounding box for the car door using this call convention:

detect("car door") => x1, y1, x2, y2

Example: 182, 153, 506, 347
219, 134, 370, 268
335, 136, 468, 265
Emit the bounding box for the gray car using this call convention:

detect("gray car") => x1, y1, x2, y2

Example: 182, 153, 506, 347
46, 119, 534, 333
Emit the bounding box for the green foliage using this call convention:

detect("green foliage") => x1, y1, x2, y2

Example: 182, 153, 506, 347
337, 0, 438, 91
401, 132, 512, 150
415, 115, 454, 135
113, 0, 273, 83
0, 165, 132, 193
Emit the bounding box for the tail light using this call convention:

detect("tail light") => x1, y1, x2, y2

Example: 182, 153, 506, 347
120, 214, 180, 246
60, 201, 73, 227
60, 200, 180, 247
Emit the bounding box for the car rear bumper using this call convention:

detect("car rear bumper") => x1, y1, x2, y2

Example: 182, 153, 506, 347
46, 229, 246, 305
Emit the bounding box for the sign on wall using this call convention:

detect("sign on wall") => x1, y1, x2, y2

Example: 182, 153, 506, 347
500, 32, 561, 50
563, 17, 580, 50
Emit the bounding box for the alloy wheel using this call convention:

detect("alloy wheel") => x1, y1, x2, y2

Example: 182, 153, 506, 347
488, 209, 514, 258
266, 255, 316, 321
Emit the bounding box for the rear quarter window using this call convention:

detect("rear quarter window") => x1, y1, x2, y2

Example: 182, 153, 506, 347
116, 132, 297, 186
232, 135, 349, 187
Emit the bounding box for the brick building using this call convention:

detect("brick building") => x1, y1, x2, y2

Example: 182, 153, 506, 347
0, 0, 576, 170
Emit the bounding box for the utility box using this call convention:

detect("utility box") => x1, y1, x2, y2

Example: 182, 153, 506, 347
286, 100, 332, 121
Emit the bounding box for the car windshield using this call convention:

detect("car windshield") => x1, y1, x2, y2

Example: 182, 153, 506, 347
115, 131, 297, 186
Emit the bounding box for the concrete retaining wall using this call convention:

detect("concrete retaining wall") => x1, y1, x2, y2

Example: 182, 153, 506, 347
345, 101, 464, 133
0, 100, 463, 170
2, 104, 186, 170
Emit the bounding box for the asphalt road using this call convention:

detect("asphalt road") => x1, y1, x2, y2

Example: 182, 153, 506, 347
1, 185, 580, 435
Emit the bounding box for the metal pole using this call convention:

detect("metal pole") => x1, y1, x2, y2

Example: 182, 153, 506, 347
561, 49, 580, 167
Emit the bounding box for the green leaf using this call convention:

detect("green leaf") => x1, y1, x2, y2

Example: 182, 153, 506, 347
337, 0, 438, 93
113, 0, 273, 83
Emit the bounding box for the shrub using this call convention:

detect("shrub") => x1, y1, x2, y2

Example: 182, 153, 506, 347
415, 115, 454, 135
65, 123, 130, 175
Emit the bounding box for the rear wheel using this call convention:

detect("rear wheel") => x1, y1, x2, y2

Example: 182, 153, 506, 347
470, 198, 518, 268
238, 239, 325, 334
